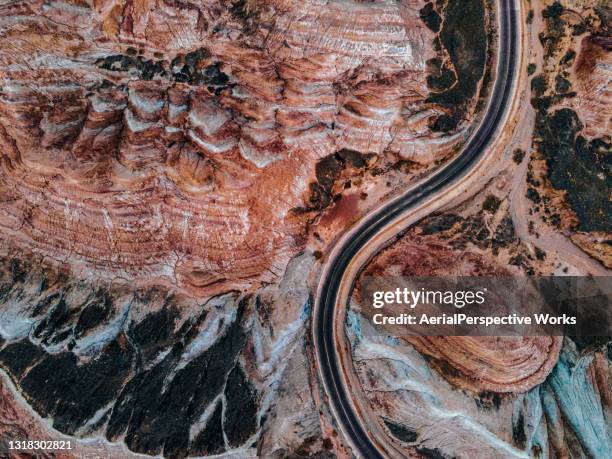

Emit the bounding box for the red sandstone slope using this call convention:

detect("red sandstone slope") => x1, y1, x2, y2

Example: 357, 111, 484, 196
0, 0, 466, 297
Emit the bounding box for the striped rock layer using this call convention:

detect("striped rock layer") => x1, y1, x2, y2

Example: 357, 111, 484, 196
0, 0, 463, 295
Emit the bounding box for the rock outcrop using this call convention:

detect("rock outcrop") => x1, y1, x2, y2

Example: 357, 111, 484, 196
0, 0, 493, 457
0, 0, 468, 296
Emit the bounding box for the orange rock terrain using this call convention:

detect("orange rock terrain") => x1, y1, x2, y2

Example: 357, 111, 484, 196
354, 220, 563, 394
572, 35, 611, 138
0, 1, 486, 457
1, 0, 607, 457
0, 0, 466, 297
349, 197, 609, 457
347, 3, 612, 446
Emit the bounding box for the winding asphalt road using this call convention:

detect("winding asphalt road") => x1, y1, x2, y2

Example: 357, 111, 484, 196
313, 0, 520, 457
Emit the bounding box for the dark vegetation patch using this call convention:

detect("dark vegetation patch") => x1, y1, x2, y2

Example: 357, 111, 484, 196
425, 0, 488, 131
482, 194, 501, 213
32, 297, 73, 344
512, 148, 526, 164
426, 58, 456, 93
532, 107, 611, 232
0, 341, 46, 378
509, 253, 534, 274
190, 402, 225, 456
460, 214, 490, 247
0, 259, 259, 459
539, 2, 566, 54
433, 0, 487, 104
527, 63, 537, 75
420, 2, 442, 33
74, 291, 113, 338
492, 215, 516, 253
526, 187, 541, 204
10, 259, 27, 284
223, 365, 258, 447
383, 418, 418, 442
475, 391, 502, 410
554, 74, 571, 93
512, 411, 527, 449
527, 1, 611, 233
431, 113, 458, 133
560, 49, 576, 66
531, 75, 548, 97
474, 0, 496, 109
229, 0, 263, 33
0, 337, 133, 435
421, 208, 521, 257
416, 446, 450, 459
534, 246, 546, 260
297, 149, 374, 212
96, 54, 165, 80
421, 214, 461, 235
129, 305, 180, 362
107, 302, 249, 458
230, 0, 250, 20
96, 48, 232, 94
291, 436, 335, 459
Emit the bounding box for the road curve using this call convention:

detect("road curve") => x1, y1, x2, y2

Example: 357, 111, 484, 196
313, 0, 520, 457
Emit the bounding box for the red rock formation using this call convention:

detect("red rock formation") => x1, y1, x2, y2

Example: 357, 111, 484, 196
0, 0, 464, 296
571, 34, 611, 139
407, 336, 562, 393
355, 223, 562, 394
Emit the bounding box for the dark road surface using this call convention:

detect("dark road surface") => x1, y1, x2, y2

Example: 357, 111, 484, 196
313, 0, 520, 457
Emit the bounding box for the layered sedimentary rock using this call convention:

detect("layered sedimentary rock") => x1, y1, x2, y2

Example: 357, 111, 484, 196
527, 0, 611, 265
348, 193, 609, 456
353, 210, 564, 394
347, 327, 610, 458
0, 0, 470, 297
572, 35, 611, 138
0, 246, 320, 457
0, 0, 491, 457
346, 8, 612, 445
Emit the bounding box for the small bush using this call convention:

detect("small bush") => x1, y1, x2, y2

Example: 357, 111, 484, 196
482, 195, 501, 213
527, 63, 537, 75
513, 149, 526, 164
